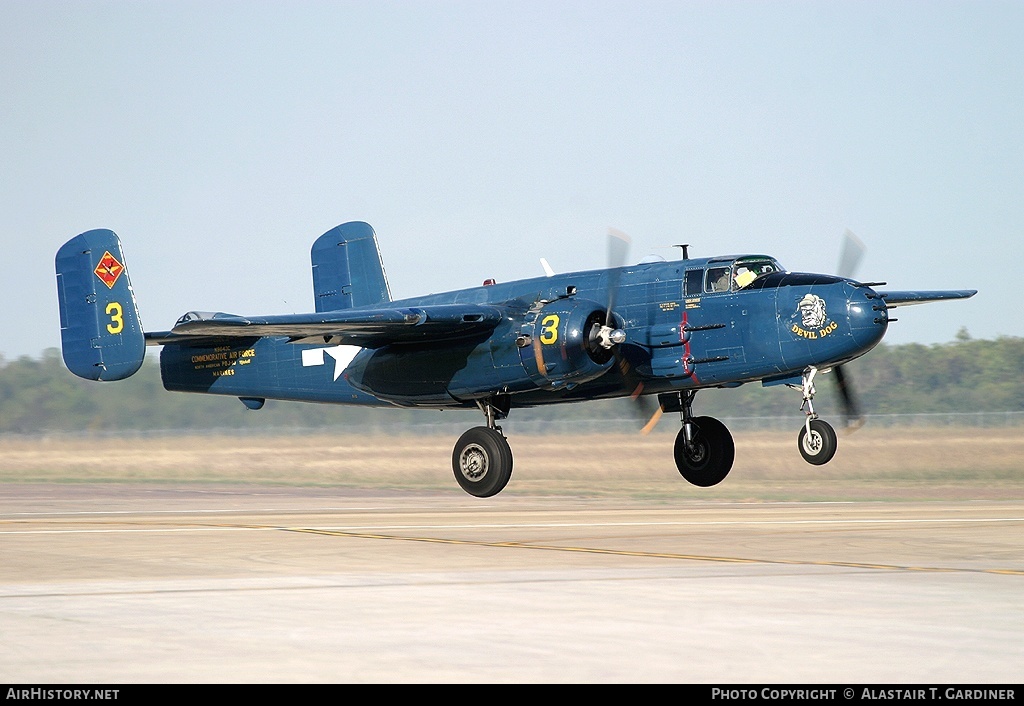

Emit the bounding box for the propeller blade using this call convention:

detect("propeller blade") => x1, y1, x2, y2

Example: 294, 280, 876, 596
605, 228, 632, 322
640, 403, 663, 436
835, 230, 866, 430
833, 365, 864, 430
622, 370, 664, 435
607, 228, 631, 268
837, 229, 866, 280
605, 228, 651, 431
532, 334, 547, 378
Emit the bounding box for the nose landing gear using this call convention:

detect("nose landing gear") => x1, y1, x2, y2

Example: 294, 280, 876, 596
793, 366, 838, 465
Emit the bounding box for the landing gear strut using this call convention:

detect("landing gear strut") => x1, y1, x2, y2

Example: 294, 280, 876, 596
452, 398, 513, 498
795, 366, 838, 465
668, 391, 735, 487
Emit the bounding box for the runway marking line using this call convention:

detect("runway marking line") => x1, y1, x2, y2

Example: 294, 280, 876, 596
281, 527, 1024, 576
3, 517, 1022, 575
5, 516, 1024, 532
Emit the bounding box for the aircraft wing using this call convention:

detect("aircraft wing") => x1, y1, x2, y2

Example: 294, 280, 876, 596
144, 303, 506, 348
877, 289, 977, 307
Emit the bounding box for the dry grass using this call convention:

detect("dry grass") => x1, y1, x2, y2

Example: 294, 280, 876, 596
1, 427, 1022, 501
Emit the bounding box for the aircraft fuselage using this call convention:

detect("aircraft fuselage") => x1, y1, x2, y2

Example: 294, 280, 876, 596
159, 257, 888, 409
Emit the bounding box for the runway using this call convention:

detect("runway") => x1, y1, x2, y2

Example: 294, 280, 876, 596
1, 484, 1022, 683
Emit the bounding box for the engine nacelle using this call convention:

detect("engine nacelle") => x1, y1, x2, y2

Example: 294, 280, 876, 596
340, 297, 623, 404
516, 298, 618, 390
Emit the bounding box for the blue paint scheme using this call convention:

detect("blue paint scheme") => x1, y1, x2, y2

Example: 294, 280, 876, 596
159, 336, 390, 407
54, 221, 977, 496
55, 229, 146, 381
152, 251, 892, 408
311, 221, 391, 312
55, 221, 976, 406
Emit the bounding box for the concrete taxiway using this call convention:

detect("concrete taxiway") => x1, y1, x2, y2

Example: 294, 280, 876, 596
1, 484, 1021, 683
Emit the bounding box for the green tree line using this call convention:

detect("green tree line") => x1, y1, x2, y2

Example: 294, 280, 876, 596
1, 333, 1021, 434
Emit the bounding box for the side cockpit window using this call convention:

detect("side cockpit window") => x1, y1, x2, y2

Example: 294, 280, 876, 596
684, 269, 704, 296
705, 266, 732, 293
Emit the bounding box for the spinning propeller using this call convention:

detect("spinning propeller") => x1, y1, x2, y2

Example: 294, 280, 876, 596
833, 229, 866, 430
597, 229, 665, 434
529, 228, 630, 381
593, 228, 631, 351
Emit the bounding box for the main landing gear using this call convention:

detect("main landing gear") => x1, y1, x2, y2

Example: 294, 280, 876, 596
452, 398, 513, 498
794, 366, 838, 465
668, 391, 735, 487
452, 370, 840, 497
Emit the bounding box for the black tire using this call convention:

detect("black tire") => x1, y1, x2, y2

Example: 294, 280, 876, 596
452, 427, 514, 497
674, 416, 735, 487
798, 418, 838, 465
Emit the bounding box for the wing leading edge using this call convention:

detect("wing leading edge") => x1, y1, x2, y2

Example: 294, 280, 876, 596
145, 303, 506, 348
877, 289, 977, 307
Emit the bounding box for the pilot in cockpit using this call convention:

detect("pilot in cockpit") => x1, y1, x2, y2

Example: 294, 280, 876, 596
734, 266, 757, 289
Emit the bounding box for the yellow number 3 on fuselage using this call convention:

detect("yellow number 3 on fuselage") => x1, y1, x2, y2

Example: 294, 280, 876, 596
106, 301, 124, 334
539, 314, 559, 345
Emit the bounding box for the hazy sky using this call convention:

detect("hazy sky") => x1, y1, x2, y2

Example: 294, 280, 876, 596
3, 1, 1020, 359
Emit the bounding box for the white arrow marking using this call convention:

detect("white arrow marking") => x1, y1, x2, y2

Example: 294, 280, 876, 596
301, 345, 362, 381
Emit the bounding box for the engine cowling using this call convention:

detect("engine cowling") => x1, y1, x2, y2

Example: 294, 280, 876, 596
516, 298, 620, 390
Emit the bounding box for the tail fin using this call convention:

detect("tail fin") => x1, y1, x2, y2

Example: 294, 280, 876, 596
311, 221, 392, 312
55, 229, 145, 381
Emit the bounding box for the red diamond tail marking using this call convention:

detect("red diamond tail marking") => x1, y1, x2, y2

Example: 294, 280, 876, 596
94, 252, 124, 289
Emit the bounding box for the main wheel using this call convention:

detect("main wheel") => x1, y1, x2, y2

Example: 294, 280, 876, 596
452, 426, 514, 497
674, 416, 735, 487
798, 418, 838, 465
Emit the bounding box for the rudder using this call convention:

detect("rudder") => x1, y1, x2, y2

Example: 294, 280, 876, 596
55, 229, 145, 381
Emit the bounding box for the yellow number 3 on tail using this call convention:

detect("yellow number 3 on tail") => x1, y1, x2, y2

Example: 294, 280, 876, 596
106, 301, 124, 334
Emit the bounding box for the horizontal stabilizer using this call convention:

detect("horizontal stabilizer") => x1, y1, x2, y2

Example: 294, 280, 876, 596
151, 303, 505, 348
877, 289, 977, 307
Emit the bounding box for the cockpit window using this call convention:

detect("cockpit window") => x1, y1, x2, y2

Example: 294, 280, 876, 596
733, 258, 782, 289
698, 258, 784, 294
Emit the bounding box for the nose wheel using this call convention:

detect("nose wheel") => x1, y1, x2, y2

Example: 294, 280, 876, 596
793, 366, 839, 466
798, 418, 837, 465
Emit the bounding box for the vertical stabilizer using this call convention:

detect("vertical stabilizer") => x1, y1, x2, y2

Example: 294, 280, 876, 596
55, 229, 145, 381
311, 221, 392, 312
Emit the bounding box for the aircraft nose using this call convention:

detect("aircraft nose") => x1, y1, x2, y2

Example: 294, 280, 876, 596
847, 284, 887, 350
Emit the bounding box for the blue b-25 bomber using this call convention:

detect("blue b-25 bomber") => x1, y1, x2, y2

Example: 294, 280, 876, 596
56, 222, 975, 497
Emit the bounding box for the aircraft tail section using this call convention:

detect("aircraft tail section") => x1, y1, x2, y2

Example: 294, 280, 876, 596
55, 229, 145, 381
311, 221, 392, 312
